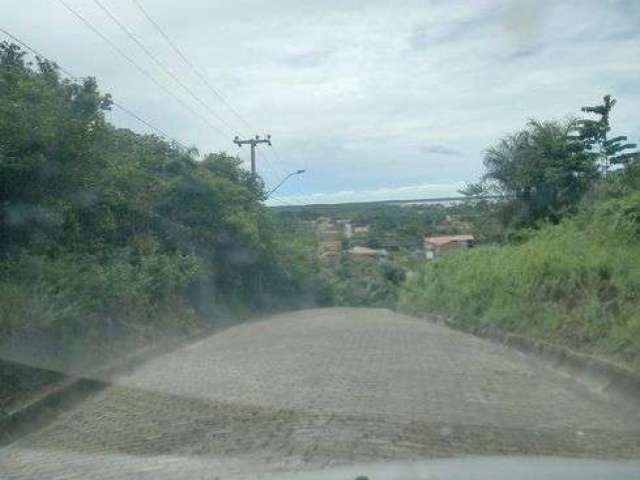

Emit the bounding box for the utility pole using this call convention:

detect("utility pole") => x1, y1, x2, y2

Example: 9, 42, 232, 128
233, 135, 272, 175
232, 135, 272, 306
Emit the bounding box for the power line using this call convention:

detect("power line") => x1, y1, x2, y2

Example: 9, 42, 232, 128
269, 196, 298, 207
110, 101, 184, 147
233, 135, 272, 175
0, 26, 186, 148
263, 144, 289, 178
256, 150, 303, 201
128, 0, 309, 185
268, 143, 296, 182
129, 0, 314, 194
0, 26, 306, 198
130, 0, 254, 133
254, 149, 278, 184
260, 148, 315, 205
56, 0, 228, 141
91, 0, 239, 138
257, 146, 279, 174
252, 139, 297, 193
266, 144, 315, 204
0, 27, 80, 77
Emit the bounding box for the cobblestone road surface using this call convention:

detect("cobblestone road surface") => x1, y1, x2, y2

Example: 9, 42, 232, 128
1, 308, 639, 478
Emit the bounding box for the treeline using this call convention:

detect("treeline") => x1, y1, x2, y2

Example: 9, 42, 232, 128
0, 42, 325, 370
401, 95, 640, 370
461, 96, 638, 238
276, 202, 474, 249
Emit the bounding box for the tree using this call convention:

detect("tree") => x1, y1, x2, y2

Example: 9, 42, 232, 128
0, 42, 113, 255
0, 40, 324, 347
577, 94, 639, 173
476, 120, 598, 227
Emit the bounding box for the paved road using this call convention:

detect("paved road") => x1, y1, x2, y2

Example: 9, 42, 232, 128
1, 308, 639, 478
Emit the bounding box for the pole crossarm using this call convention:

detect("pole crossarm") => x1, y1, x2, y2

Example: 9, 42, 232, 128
233, 135, 272, 147
233, 135, 272, 175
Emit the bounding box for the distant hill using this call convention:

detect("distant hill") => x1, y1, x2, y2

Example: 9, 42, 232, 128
270, 195, 507, 212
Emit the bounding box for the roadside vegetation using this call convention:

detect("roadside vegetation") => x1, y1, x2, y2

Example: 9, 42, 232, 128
2, 36, 640, 410
400, 96, 640, 370
318, 255, 405, 308
0, 41, 326, 387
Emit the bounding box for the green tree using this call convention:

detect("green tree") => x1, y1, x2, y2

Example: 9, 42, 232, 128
0, 41, 324, 359
0, 41, 113, 255
475, 120, 598, 227
578, 94, 639, 173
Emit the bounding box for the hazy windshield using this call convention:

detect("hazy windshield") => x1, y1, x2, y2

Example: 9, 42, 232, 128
1, 1, 639, 478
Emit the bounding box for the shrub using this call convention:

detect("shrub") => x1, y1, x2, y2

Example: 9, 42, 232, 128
400, 196, 640, 371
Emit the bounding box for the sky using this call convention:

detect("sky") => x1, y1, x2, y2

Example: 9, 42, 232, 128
3, 0, 639, 205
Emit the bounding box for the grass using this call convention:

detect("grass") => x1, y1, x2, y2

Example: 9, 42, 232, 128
399, 194, 640, 372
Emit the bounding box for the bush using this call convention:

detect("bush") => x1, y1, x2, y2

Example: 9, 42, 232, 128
0, 251, 203, 367
322, 257, 401, 308
400, 197, 640, 371
0, 42, 324, 372
591, 192, 640, 243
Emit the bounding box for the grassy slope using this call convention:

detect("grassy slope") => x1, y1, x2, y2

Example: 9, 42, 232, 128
400, 193, 640, 371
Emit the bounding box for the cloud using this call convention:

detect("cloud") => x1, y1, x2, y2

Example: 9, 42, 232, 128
506, 47, 543, 61
421, 144, 464, 157
4, 0, 639, 205
409, 6, 499, 51
280, 48, 335, 68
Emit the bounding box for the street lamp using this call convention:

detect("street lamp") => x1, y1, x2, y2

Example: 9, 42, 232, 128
267, 169, 306, 197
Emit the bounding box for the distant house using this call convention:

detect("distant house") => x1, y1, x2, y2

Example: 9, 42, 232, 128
379, 235, 422, 252
352, 225, 370, 236
319, 239, 341, 261
424, 235, 474, 259
348, 246, 389, 260
316, 218, 340, 240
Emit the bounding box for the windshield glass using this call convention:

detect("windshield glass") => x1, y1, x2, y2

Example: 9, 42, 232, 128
1, 1, 639, 478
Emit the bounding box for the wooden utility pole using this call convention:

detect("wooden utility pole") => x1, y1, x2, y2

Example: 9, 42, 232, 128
233, 135, 272, 175
233, 135, 271, 306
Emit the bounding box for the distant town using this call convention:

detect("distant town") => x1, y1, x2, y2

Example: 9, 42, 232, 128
272, 198, 484, 263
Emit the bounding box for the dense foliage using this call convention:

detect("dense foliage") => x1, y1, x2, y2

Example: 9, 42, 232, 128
463, 120, 598, 229
0, 42, 323, 368
319, 255, 405, 308
578, 94, 639, 172
401, 182, 640, 370
401, 96, 640, 370
3, 35, 639, 390
275, 202, 473, 249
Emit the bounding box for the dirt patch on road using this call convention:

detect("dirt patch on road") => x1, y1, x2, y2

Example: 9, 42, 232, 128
11, 382, 640, 469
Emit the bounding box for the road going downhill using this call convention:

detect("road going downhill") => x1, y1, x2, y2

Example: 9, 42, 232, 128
1, 308, 639, 478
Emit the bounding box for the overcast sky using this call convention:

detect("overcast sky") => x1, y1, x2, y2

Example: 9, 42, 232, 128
3, 0, 639, 204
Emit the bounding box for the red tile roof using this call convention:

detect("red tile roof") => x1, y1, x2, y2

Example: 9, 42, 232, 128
424, 235, 474, 247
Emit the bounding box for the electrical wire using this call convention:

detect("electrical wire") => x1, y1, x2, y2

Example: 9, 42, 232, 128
267, 143, 315, 205
0, 26, 186, 148
269, 196, 297, 207
128, 1, 310, 189
56, 0, 228, 141
130, 0, 254, 133
91, 0, 239, 137
254, 149, 279, 185
56, 0, 310, 188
